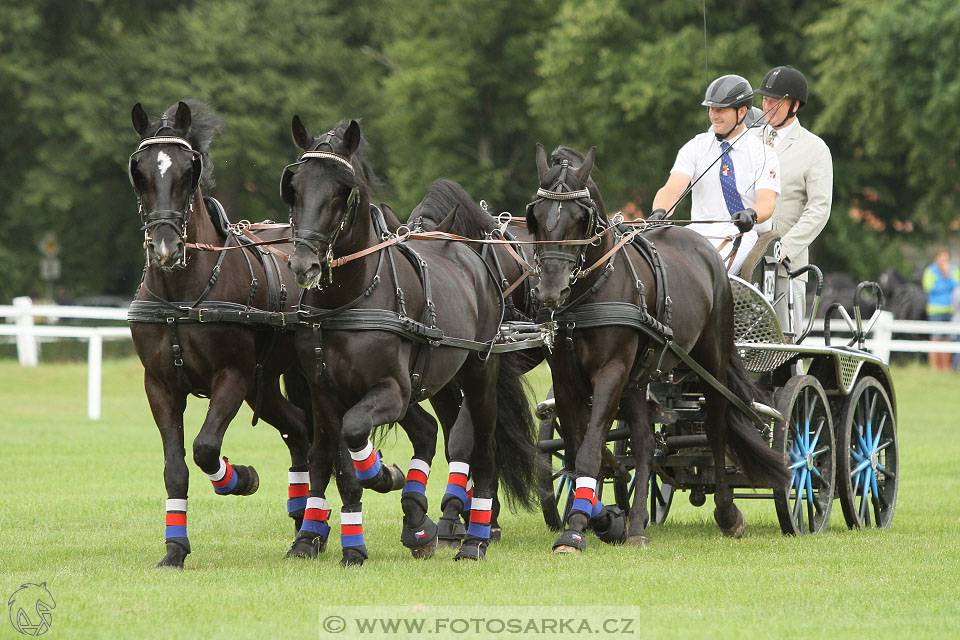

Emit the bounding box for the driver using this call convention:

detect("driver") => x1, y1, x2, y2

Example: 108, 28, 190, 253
650, 74, 780, 275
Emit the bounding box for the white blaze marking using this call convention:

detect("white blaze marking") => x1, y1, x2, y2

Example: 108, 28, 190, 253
157, 151, 172, 178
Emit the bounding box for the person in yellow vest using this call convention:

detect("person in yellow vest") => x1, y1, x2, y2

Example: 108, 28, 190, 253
922, 248, 960, 370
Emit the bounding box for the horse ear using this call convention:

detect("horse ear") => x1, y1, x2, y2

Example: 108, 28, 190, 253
437, 204, 459, 233
343, 120, 361, 156
575, 146, 597, 182
132, 103, 150, 135
291, 115, 312, 150
174, 101, 192, 134
536, 143, 549, 181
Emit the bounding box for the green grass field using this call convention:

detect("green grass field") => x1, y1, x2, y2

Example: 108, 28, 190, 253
1, 357, 959, 639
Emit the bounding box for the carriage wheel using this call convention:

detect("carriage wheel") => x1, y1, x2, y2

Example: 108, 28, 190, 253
612, 437, 673, 525
773, 376, 836, 535
837, 376, 898, 529
536, 414, 572, 532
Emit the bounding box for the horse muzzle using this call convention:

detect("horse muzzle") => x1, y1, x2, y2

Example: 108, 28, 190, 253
146, 236, 185, 270
290, 248, 324, 289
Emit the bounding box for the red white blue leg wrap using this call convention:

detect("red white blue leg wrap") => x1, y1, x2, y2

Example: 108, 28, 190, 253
350, 441, 382, 484
571, 476, 604, 518
207, 457, 238, 495
340, 507, 365, 548
466, 494, 493, 539
402, 458, 430, 496
287, 469, 310, 514
300, 496, 331, 538
442, 461, 471, 506
165, 498, 188, 540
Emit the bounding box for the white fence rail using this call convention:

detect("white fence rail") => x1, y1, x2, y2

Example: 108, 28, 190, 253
1, 296, 131, 419
5, 296, 960, 421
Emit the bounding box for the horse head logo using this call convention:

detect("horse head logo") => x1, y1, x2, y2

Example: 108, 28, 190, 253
8, 582, 56, 636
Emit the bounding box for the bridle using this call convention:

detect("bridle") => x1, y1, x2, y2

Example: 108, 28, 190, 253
280, 131, 361, 282
128, 132, 203, 268
526, 160, 605, 283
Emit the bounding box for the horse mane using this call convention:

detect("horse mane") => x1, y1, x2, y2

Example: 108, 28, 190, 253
412, 179, 496, 238
146, 99, 222, 189
549, 145, 607, 217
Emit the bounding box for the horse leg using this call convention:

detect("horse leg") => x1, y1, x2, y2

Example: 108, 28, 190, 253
340, 381, 408, 565
397, 404, 440, 559
452, 365, 499, 562
192, 370, 258, 497
144, 374, 190, 569
288, 394, 342, 559
430, 384, 472, 548
620, 388, 653, 547
703, 386, 743, 537
248, 375, 312, 533
554, 364, 629, 553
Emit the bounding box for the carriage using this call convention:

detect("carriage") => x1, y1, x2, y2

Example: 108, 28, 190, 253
534, 237, 899, 536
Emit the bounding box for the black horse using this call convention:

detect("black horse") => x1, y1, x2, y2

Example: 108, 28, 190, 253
526, 143, 789, 551
284, 118, 537, 561
127, 100, 331, 568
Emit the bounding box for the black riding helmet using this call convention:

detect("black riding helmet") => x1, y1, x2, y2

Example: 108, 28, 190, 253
755, 66, 808, 105
702, 74, 753, 140
756, 66, 807, 127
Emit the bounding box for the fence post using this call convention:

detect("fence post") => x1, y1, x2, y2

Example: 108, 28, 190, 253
13, 296, 38, 366
88, 332, 102, 420
870, 310, 893, 365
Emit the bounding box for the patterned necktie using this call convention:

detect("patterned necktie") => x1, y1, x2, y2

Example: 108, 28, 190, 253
718, 141, 745, 216
766, 129, 777, 148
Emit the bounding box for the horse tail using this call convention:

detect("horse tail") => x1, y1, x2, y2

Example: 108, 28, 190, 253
723, 350, 791, 488
493, 353, 539, 511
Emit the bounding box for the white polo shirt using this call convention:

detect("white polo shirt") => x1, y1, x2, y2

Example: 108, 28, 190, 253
671, 127, 780, 241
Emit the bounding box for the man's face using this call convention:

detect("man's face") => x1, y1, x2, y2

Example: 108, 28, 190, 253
762, 95, 793, 128
708, 106, 744, 139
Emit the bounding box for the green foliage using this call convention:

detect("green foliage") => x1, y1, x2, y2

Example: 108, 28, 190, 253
0, 0, 953, 302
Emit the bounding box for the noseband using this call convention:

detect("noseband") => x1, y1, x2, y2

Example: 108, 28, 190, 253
527, 161, 603, 281
280, 135, 361, 281
128, 134, 203, 267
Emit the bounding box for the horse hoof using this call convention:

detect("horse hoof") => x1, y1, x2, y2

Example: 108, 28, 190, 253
286, 533, 325, 559
552, 529, 587, 554
233, 464, 259, 496
340, 546, 368, 567
156, 540, 189, 569
552, 545, 581, 554
489, 527, 502, 542
436, 516, 465, 548
624, 535, 650, 547
387, 464, 406, 491
410, 537, 437, 560
592, 505, 627, 545
452, 536, 486, 561
718, 509, 746, 538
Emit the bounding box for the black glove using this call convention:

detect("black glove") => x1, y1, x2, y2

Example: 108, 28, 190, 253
648, 208, 668, 221
733, 208, 757, 233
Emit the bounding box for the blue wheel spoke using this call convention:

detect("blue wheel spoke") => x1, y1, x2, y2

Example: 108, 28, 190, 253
809, 417, 825, 452
873, 414, 887, 450
851, 459, 871, 476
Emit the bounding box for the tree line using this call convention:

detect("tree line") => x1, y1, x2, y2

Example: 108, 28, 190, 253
1, 0, 956, 302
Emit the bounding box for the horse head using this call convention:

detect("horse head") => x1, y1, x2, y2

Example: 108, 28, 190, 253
526, 143, 600, 308
129, 100, 218, 270
283, 117, 371, 289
